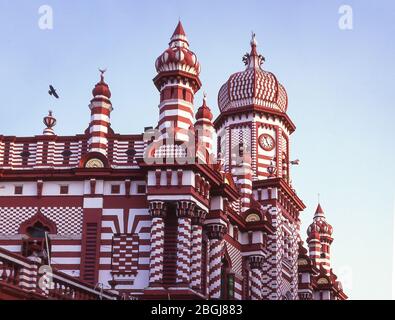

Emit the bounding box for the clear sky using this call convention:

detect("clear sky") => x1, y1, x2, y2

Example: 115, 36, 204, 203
0, 0, 394, 300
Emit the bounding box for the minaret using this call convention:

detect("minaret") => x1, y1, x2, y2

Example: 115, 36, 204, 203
43, 110, 56, 135
195, 92, 214, 164
154, 21, 201, 148
88, 69, 113, 156
307, 203, 333, 274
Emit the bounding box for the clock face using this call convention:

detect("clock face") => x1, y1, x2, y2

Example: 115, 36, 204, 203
258, 133, 275, 151
85, 158, 104, 168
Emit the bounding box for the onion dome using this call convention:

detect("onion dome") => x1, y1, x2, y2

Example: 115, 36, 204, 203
155, 21, 201, 76
307, 203, 333, 238
218, 32, 288, 113
92, 69, 111, 98
196, 92, 213, 121
43, 110, 56, 135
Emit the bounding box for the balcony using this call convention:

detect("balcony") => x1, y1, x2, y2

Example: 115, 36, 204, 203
0, 247, 118, 300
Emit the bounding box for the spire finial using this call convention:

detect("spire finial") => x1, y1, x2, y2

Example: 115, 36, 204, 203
43, 110, 56, 135
203, 91, 207, 103
318, 192, 320, 204
170, 20, 188, 47
243, 32, 265, 69
99, 68, 107, 82
251, 31, 257, 47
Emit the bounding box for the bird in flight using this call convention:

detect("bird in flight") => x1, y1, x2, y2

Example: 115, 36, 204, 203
48, 85, 59, 99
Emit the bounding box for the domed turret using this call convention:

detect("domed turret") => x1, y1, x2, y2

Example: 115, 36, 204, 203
306, 203, 334, 275
217, 33, 288, 113
92, 69, 111, 99
88, 69, 113, 156
153, 21, 202, 149
195, 93, 214, 163
307, 204, 333, 237
196, 92, 213, 122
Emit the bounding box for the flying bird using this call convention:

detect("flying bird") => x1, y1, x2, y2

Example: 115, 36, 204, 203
48, 85, 59, 99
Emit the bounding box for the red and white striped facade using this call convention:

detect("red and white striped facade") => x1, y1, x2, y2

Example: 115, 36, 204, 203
0, 22, 346, 300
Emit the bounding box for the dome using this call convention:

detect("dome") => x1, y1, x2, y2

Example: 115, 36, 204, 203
155, 21, 201, 76
218, 33, 288, 113
92, 70, 111, 99
195, 93, 213, 121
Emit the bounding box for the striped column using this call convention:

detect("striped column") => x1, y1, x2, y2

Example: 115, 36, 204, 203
207, 223, 227, 299
320, 238, 331, 275
232, 150, 252, 212
19, 256, 40, 293
175, 201, 195, 285
248, 255, 264, 300
307, 229, 322, 268
190, 209, 207, 291
148, 201, 167, 286
158, 82, 195, 144
88, 71, 112, 156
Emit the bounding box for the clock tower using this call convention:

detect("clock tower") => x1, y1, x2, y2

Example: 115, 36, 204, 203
215, 33, 295, 182
214, 33, 305, 299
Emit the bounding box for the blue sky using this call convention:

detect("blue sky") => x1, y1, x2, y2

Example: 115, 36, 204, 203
0, 0, 394, 299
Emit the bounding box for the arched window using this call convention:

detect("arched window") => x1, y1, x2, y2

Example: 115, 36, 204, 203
27, 221, 50, 238
220, 252, 234, 299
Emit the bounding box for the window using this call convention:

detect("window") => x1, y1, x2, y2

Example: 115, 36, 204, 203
137, 184, 146, 194
111, 185, 121, 194
60, 185, 69, 195
220, 255, 233, 299
27, 221, 50, 238
233, 226, 239, 241
14, 185, 23, 195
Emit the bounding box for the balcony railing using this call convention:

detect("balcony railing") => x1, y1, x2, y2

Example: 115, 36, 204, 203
0, 247, 118, 300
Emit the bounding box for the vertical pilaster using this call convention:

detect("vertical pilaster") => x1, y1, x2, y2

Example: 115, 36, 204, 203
175, 201, 195, 285
190, 208, 207, 291
248, 255, 264, 300
207, 223, 227, 299
148, 201, 167, 286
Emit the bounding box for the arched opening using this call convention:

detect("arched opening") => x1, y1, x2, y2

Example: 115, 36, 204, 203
27, 221, 50, 238
19, 211, 55, 260
220, 252, 234, 299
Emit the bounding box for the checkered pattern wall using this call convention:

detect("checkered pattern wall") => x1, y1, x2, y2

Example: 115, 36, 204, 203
111, 234, 139, 274
0, 207, 83, 236
0, 207, 37, 235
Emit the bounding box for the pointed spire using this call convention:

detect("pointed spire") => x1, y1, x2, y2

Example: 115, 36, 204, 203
242, 32, 265, 69
250, 32, 258, 55
169, 20, 189, 47
314, 203, 325, 219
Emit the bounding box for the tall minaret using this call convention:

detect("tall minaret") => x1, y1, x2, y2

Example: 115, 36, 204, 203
307, 203, 334, 275
88, 70, 113, 155
154, 21, 201, 147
